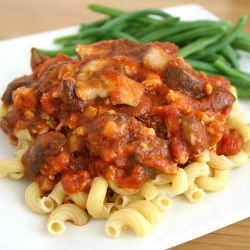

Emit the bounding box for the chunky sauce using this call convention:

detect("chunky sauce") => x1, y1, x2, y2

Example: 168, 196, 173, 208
1, 39, 241, 193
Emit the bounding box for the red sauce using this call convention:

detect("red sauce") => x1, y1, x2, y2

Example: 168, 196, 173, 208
216, 128, 243, 156
0, 39, 239, 193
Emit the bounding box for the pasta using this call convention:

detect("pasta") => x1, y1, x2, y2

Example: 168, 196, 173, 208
47, 204, 89, 235
139, 181, 159, 200
227, 150, 249, 168
195, 169, 229, 192
184, 162, 210, 185
67, 192, 88, 209
105, 208, 151, 237
108, 180, 140, 195
114, 194, 143, 209
106, 200, 160, 237
24, 182, 55, 214
0, 158, 25, 179
243, 139, 250, 156
0, 104, 8, 119
86, 177, 114, 219
48, 182, 66, 205
171, 167, 189, 195
0, 39, 249, 238
208, 150, 234, 170
151, 196, 173, 211
184, 183, 206, 202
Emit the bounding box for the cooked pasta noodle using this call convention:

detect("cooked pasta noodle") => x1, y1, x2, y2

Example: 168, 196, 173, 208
227, 117, 250, 141
195, 169, 229, 192
67, 192, 88, 209
195, 149, 210, 163
184, 183, 206, 202
139, 181, 159, 200
0, 104, 8, 119
24, 182, 55, 214
14, 129, 33, 142
208, 150, 234, 170
106, 200, 161, 238
151, 173, 173, 185
47, 204, 89, 235
243, 140, 250, 156
86, 177, 114, 219
109, 180, 140, 195
184, 162, 210, 185
126, 200, 161, 225
14, 129, 33, 158
151, 196, 173, 211
0, 158, 25, 179
227, 150, 249, 168
157, 184, 176, 198
105, 208, 151, 238
48, 182, 66, 205
114, 194, 143, 209
172, 167, 188, 195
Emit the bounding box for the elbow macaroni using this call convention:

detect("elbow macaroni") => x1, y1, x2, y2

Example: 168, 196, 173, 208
195, 169, 228, 192
86, 177, 114, 219
105, 200, 160, 238
0, 158, 25, 179
24, 182, 55, 214
47, 204, 89, 235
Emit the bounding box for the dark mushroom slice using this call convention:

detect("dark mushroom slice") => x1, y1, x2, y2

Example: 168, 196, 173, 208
162, 63, 205, 99
1, 75, 33, 104
22, 131, 66, 177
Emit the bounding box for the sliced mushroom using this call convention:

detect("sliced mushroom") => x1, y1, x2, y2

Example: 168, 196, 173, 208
31, 48, 48, 70
162, 63, 205, 99
22, 131, 66, 177
205, 86, 235, 111
181, 116, 208, 150
1, 75, 33, 104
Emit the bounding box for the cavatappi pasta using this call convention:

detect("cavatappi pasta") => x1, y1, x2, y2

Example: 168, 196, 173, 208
0, 39, 249, 238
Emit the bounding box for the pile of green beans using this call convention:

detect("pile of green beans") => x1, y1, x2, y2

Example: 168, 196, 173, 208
39, 4, 250, 98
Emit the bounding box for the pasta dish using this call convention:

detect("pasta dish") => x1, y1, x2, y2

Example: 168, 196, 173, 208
0, 39, 249, 237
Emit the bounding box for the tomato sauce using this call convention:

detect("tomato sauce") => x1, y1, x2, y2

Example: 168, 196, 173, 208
0, 39, 240, 193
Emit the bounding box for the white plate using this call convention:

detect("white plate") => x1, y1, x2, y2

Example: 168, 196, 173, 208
0, 4, 250, 250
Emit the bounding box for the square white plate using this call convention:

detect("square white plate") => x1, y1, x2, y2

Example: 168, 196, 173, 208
0, 4, 250, 250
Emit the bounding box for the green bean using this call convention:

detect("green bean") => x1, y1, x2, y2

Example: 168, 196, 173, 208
135, 16, 180, 38
200, 16, 248, 55
232, 38, 250, 52
125, 24, 147, 36
185, 59, 219, 73
167, 25, 227, 44
234, 86, 250, 98
88, 4, 166, 25
214, 59, 250, 83
140, 20, 226, 42
111, 30, 138, 41
178, 34, 222, 58
54, 27, 99, 45
79, 18, 110, 31
88, 4, 125, 17
59, 37, 98, 47
226, 76, 250, 88
238, 31, 250, 41
98, 9, 171, 33
195, 53, 223, 62
186, 59, 250, 95
220, 45, 240, 69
